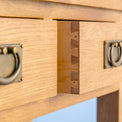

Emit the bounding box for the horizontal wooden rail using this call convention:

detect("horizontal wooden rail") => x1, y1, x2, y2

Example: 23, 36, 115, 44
0, 0, 119, 22
0, 83, 119, 122
40, 0, 122, 11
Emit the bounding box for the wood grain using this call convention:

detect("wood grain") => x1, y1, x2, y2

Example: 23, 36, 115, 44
0, 18, 57, 111
58, 21, 79, 94
0, 83, 119, 122
58, 21, 122, 95
0, 0, 119, 22
97, 91, 119, 122
40, 0, 122, 10
119, 82, 122, 122
80, 22, 122, 94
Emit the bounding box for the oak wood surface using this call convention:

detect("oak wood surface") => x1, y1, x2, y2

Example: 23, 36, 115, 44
0, 83, 119, 122
0, 1, 120, 121
0, 18, 57, 111
97, 91, 119, 122
40, 0, 122, 10
120, 82, 122, 122
79, 22, 122, 94
58, 21, 122, 95
58, 21, 79, 94
0, 0, 119, 22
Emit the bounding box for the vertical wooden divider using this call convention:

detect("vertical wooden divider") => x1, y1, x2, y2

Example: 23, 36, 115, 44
97, 91, 119, 122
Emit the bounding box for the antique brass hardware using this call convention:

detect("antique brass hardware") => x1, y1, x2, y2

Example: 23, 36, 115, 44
0, 47, 8, 54
8, 47, 18, 54
0, 44, 22, 85
104, 40, 122, 68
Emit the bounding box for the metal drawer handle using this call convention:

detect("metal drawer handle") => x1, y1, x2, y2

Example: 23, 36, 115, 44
110, 42, 122, 67
0, 48, 21, 85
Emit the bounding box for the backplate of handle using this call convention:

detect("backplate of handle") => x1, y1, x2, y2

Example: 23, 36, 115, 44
104, 40, 122, 68
0, 44, 22, 85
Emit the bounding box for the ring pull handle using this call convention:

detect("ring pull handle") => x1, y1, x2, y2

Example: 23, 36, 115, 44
0, 47, 21, 85
110, 42, 122, 67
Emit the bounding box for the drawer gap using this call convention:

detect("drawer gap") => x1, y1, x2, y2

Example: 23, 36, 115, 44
58, 21, 79, 94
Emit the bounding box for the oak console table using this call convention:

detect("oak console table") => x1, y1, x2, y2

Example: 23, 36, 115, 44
0, 0, 121, 122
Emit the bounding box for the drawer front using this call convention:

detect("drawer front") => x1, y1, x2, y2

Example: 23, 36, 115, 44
79, 22, 122, 94
58, 21, 122, 94
0, 19, 57, 111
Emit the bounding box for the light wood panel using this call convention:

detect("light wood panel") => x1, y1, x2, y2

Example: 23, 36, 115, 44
119, 82, 122, 122
97, 91, 119, 122
80, 22, 122, 94
58, 21, 122, 95
40, 0, 122, 10
0, 18, 57, 111
0, 0, 119, 22
0, 83, 119, 122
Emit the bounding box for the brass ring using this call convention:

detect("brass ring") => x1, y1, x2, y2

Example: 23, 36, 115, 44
110, 43, 122, 67
0, 53, 21, 85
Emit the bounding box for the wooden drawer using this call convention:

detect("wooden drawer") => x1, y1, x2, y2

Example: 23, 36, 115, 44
58, 21, 122, 94
0, 18, 57, 111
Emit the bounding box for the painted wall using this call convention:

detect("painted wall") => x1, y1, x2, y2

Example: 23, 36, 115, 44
33, 98, 97, 122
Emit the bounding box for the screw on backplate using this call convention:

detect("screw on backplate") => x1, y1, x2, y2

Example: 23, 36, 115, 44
119, 42, 122, 47
20, 44, 23, 48
19, 77, 23, 82
115, 42, 118, 47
